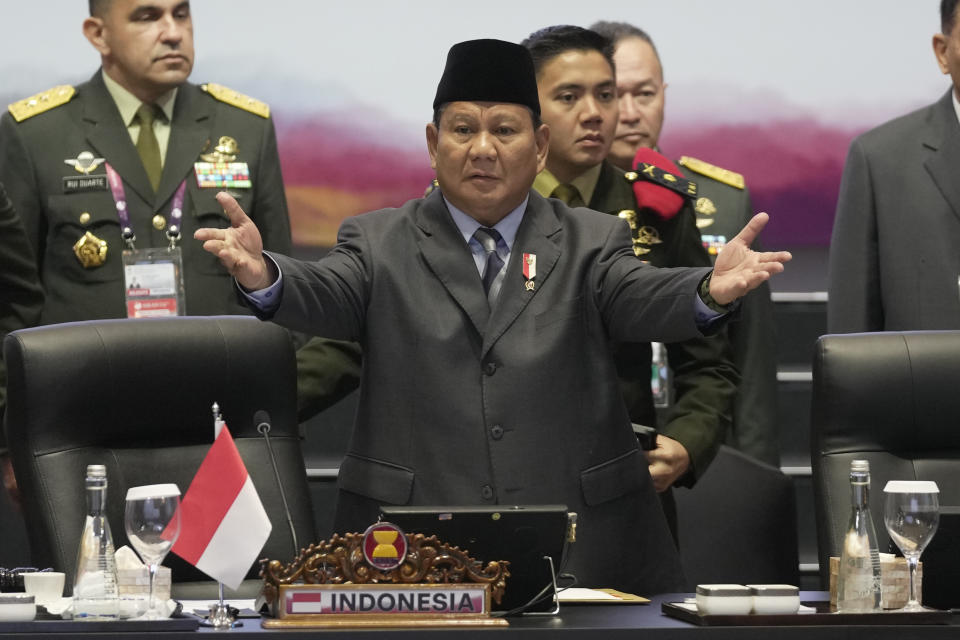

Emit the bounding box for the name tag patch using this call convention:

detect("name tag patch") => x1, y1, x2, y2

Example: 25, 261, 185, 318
63, 175, 108, 193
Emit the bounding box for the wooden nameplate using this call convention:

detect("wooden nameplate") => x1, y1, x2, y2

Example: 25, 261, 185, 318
260, 531, 510, 628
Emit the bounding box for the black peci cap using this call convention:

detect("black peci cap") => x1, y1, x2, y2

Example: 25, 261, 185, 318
433, 39, 540, 116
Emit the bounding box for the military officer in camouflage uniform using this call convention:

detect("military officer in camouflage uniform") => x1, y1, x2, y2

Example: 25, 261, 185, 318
592, 20, 780, 467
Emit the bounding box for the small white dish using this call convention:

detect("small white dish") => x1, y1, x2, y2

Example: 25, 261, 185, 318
22, 571, 65, 608
0, 593, 36, 621
747, 584, 800, 614
696, 584, 752, 615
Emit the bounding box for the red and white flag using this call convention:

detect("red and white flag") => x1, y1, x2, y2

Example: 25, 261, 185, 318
171, 423, 272, 590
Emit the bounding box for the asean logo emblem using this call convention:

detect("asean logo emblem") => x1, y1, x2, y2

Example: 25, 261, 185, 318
362, 522, 408, 571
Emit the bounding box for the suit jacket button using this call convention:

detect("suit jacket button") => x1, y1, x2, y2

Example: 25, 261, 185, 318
481, 485, 494, 500
490, 425, 504, 440
483, 362, 497, 376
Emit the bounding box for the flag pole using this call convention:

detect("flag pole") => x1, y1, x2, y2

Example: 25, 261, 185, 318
206, 402, 238, 630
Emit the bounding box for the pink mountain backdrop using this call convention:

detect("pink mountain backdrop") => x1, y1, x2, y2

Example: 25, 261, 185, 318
276, 114, 864, 248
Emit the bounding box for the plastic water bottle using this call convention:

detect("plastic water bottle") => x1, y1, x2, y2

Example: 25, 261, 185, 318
72, 464, 119, 620
836, 459, 882, 612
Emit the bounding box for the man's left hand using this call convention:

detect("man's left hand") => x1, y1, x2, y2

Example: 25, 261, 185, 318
644, 435, 690, 492
710, 212, 792, 305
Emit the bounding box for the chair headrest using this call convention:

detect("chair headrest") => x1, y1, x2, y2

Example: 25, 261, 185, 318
4, 316, 297, 454
812, 330, 960, 454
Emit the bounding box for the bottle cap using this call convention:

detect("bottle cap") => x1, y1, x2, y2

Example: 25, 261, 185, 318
850, 460, 869, 473
85, 465, 107, 478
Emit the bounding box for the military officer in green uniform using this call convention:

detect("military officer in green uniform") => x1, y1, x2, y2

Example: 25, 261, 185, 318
592, 20, 780, 466
0, 1, 358, 428
521, 26, 738, 535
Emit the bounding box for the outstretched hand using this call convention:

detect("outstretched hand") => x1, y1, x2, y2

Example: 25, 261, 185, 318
710, 212, 791, 306
194, 192, 272, 291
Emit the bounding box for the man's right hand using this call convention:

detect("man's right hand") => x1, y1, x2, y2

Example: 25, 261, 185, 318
194, 192, 272, 291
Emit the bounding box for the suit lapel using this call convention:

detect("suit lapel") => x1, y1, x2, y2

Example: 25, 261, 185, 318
415, 191, 491, 336
80, 73, 155, 205
158, 84, 213, 208
481, 192, 562, 358
923, 89, 960, 223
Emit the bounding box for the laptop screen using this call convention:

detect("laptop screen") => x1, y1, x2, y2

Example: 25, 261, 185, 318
380, 504, 572, 614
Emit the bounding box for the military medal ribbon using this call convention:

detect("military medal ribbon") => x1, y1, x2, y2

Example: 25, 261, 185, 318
523, 253, 536, 291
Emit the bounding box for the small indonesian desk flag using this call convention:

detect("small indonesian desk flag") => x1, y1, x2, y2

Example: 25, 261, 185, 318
171, 423, 272, 590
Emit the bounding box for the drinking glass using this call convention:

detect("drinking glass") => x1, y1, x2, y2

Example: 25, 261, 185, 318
883, 480, 939, 611
124, 484, 181, 619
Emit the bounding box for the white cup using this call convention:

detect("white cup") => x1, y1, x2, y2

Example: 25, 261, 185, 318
22, 572, 65, 607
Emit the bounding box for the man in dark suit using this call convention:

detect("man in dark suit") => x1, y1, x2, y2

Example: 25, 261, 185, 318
0, 182, 43, 420
0, 181, 41, 526
0, 1, 357, 402
591, 20, 780, 467
829, 0, 960, 333
197, 39, 789, 595
523, 26, 738, 505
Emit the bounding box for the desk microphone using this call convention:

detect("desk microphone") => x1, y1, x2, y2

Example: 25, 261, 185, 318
255, 410, 299, 558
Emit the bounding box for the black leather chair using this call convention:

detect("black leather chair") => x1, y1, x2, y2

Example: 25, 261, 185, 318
811, 331, 960, 587
3, 316, 317, 598
675, 445, 799, 590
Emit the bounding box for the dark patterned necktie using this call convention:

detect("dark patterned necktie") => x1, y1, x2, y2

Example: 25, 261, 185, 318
473, 227, 505, 302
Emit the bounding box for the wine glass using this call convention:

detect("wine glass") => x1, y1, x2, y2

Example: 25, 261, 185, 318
883, 480, 939, 611
124, 484, 181, 619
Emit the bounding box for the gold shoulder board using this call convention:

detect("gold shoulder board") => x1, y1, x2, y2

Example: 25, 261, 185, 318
201, 83, 270, 118
8, 85, 75, 122
678, 156, 745, 190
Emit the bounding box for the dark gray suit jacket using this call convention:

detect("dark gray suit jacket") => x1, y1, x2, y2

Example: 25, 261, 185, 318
261, 189, 715, 595
829, 88, 960, 332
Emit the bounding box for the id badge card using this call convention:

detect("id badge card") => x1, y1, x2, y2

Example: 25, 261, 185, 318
122, 247, 186, 317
